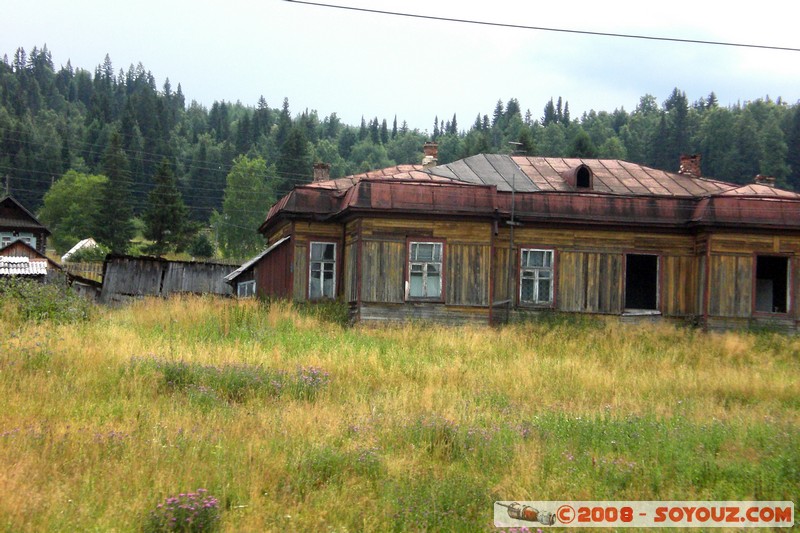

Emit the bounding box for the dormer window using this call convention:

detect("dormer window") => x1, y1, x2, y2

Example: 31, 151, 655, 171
560, 164, 594, 190
576, 166, 592, 188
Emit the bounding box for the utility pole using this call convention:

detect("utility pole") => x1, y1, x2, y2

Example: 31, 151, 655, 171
506, 142, 524, 324
4, 174, 9, 196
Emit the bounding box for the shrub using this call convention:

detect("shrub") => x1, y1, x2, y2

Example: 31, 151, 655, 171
144, 489, 220, 533
0, 277, 94, 324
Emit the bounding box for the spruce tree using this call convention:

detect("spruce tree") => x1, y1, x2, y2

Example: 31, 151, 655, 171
95, 131, 134, 254
143, 158, 189, 256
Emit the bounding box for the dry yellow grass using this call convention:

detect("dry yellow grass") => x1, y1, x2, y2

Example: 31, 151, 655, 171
0, 295, 797, 531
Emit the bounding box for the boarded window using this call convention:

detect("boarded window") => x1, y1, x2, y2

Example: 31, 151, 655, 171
625, 254, 658, 310
755, 256, 788, 313
309, 242, 336, 299
408, 242, 442, 299
520, 249, 553, 305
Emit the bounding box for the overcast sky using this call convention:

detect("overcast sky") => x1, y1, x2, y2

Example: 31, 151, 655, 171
4, 0, 800, 131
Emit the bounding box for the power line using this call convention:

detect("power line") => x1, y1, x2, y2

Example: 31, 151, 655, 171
283, 0, 800, 53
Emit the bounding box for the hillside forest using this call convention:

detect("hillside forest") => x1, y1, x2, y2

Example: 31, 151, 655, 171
2, 45, 800, 258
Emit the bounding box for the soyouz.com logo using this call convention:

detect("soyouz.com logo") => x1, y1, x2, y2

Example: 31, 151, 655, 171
494, 501, 794, 528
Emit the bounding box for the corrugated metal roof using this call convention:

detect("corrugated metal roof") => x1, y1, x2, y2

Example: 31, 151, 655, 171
0, 256, 48, 276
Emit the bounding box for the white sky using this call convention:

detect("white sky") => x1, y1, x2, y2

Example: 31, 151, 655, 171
4, 0, 800, 131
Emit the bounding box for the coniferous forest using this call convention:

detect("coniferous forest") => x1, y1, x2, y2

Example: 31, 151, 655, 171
2, 46, 800, 258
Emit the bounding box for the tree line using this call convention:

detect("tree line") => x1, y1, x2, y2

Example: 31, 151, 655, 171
2, 45, 799, 258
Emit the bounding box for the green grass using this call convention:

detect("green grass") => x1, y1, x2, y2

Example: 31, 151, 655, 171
0, 295, 798, 531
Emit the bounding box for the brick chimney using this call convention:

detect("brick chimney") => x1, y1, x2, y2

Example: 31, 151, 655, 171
754, 175, 776, 188
678, 154, 702, 178
422, 141, 438, 168
313, 162, 331, 183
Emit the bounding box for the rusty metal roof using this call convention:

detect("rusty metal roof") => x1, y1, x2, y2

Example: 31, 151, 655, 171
429, 155, 747, 197
260, 155, 800, 233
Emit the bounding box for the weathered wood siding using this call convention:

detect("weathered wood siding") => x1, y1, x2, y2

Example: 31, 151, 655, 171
100, 256, 233, 303
446, 244, 490, 306
293, 242, 307, 300
661, 255, 697, 316
557, 251, 623, 313
357, 303, 489, 325
254, 238, 292, 299
344, 241, 358, 303
708, 255, 752, 317
361, 241, 405, 303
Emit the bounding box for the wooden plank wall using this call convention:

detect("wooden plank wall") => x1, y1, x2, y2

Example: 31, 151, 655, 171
708, 255, 752, 318
446, 244, 490, 306
557, 251, 623, 313
344, 242, 358, 303
289, 221, 344, 301
293, 243, 307, 301
100, 257, 234, 303
357, 303, 489, 325
254, 239, 292, 299
357, 219, 492, 307
661, 255, 697, 316
361, 241, 405, 303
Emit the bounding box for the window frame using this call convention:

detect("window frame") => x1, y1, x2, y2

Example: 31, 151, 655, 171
237, 279, 256, 298
405, 239, 445, 302
308, 240, 337, 300
518, 248, 555, 307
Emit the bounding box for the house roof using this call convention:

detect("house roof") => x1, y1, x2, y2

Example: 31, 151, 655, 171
62, 238, 98, 262
0, 195, 51, 233
259, 155, 800, 233
224, 236, 290, 284
429, 155, 768, 197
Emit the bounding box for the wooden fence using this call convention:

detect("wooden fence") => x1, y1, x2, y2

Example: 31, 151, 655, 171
99, 255, 239, 303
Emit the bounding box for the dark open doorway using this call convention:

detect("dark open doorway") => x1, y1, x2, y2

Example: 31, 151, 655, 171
755, 256, 788, 313
625, 254, 659, 310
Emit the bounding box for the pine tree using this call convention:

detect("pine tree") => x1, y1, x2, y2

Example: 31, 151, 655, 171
143, 158, 190, 256
95, 131, 134, 253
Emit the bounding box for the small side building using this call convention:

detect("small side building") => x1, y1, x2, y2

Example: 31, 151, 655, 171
0, 239, 62, 282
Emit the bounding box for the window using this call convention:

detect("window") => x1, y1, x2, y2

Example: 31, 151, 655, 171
408, 241, 443, 299
625, 254, 659, 310
237, 280, 256, 298
309, 242, 336, 299
755, 256, 789, 313
520, 249, 554, 305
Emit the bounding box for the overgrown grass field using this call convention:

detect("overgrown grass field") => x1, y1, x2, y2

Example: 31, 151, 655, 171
0, 292, 798, 531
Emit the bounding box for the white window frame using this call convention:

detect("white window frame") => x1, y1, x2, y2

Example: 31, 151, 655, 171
407, 241, 444, 300
519, 249, 554, 305
237, 280, 256, 298
309, 241, 336, 300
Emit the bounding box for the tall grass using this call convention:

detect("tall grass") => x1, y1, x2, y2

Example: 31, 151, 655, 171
0, 296, 797, 531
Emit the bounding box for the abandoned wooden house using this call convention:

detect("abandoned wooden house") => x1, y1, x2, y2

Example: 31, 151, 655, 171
0, 195, 50, 255
239, 147, 800, 330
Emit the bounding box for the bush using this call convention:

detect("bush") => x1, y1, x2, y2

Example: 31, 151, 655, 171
0, 277, 94, 324
144, 489, 220, 533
